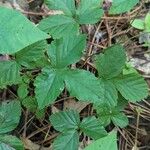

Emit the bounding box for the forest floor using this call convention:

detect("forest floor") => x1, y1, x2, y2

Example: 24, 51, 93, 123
0, 0, 150, 150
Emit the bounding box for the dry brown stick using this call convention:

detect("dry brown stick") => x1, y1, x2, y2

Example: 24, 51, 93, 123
19, 10, 63, 16
22, 110, 28, 138
104, 14, 112, 46
134, 108, 141, 149
88, 21, 103, 56
39, 133, 59, 145
27, 125, 50, 139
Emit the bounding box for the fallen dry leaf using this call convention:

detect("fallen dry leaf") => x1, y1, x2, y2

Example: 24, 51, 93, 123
21, 137, 51, 150
64, 99, 90, 113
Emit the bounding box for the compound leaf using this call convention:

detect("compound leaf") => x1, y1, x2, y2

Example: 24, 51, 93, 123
114, 73, 148, 102
96, 44, 126, 79
48, 34, 86, 68
80, 116, 107, 140
0, 61, 21, 89
96, 97, 128, 128
0, 101, 21, 134
50, 110, 80, 132
35, 67, 65, 109
84, 132, 117, 150
64, 69, 104, 103
45, 0, 76, 16
109, 0, 139, 14
53, 130, 79, 150
0, 135, 23, 150
38, 15, 79, 39
0, 6, 49, 54
76, 0, 103, 24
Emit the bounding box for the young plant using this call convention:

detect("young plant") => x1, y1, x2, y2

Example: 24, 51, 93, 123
0, 1, 149, 149
34, 35, 104, 109
38, 0, 104, 38
95, 44, 148, 106
49, 109, 107, 150
131, 12, 150, 46
95, 95, 129, 128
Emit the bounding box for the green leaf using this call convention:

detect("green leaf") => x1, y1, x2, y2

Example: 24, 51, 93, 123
109, 0, 139, 14
80, 116, 107, 140
0, 143, 15, 150
0, 101, 21, 134
35, 109, 45, 120
99, 79, 118, 107
111, 113, 129, 128
17, 83, 28, 99
96, 44, 126, 79
145, 13, 150, 32
64, 69, 104, 103
22, 97, 37, 112
84, 132, 117, 150
0, 135, 24, 150
96, 96, 128, 128
48, 34, 86, 68
131, 19, 145, 30
76, 0, 103, 24
114, 73, 148, 102
53, 130, 79, 150
50, 110, 80, 132
15, 40, 48, 68
35, 67, 65, 109
123, 63, 138, 75
0, 61, 21, 89
38, 15, 79, 39
0, 6, 49, 54
45, 0, 76, 16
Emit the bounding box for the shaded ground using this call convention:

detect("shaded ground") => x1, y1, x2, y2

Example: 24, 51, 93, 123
0, 0, 150, 150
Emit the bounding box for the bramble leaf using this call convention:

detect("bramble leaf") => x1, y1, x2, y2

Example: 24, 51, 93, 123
97, 106, 128, 128
111, 113, 129, 128
0, 135, 23, 150
53, 130, 79, 150
38, 15, 79, 39
64, 69, 104, 103
15, 40, 48, 68
114, 73, 148, 102
17, 83, 28, 99
109, 0, 139, 14
45, 0, 76, 16
0, 6, 49, 54
76, 0, 104, 24
50, 110, 80, 132
96, 96, 129, 128
99, 79, 118, 107
22, 97, 37, 112
84, 132, 117, 150
48, 35, 86, 68
96, 44, 126, 79
0, 61, 21, 89
80, 116, 107, 140
35, 67, 65, 109
0, 101, 21, 134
